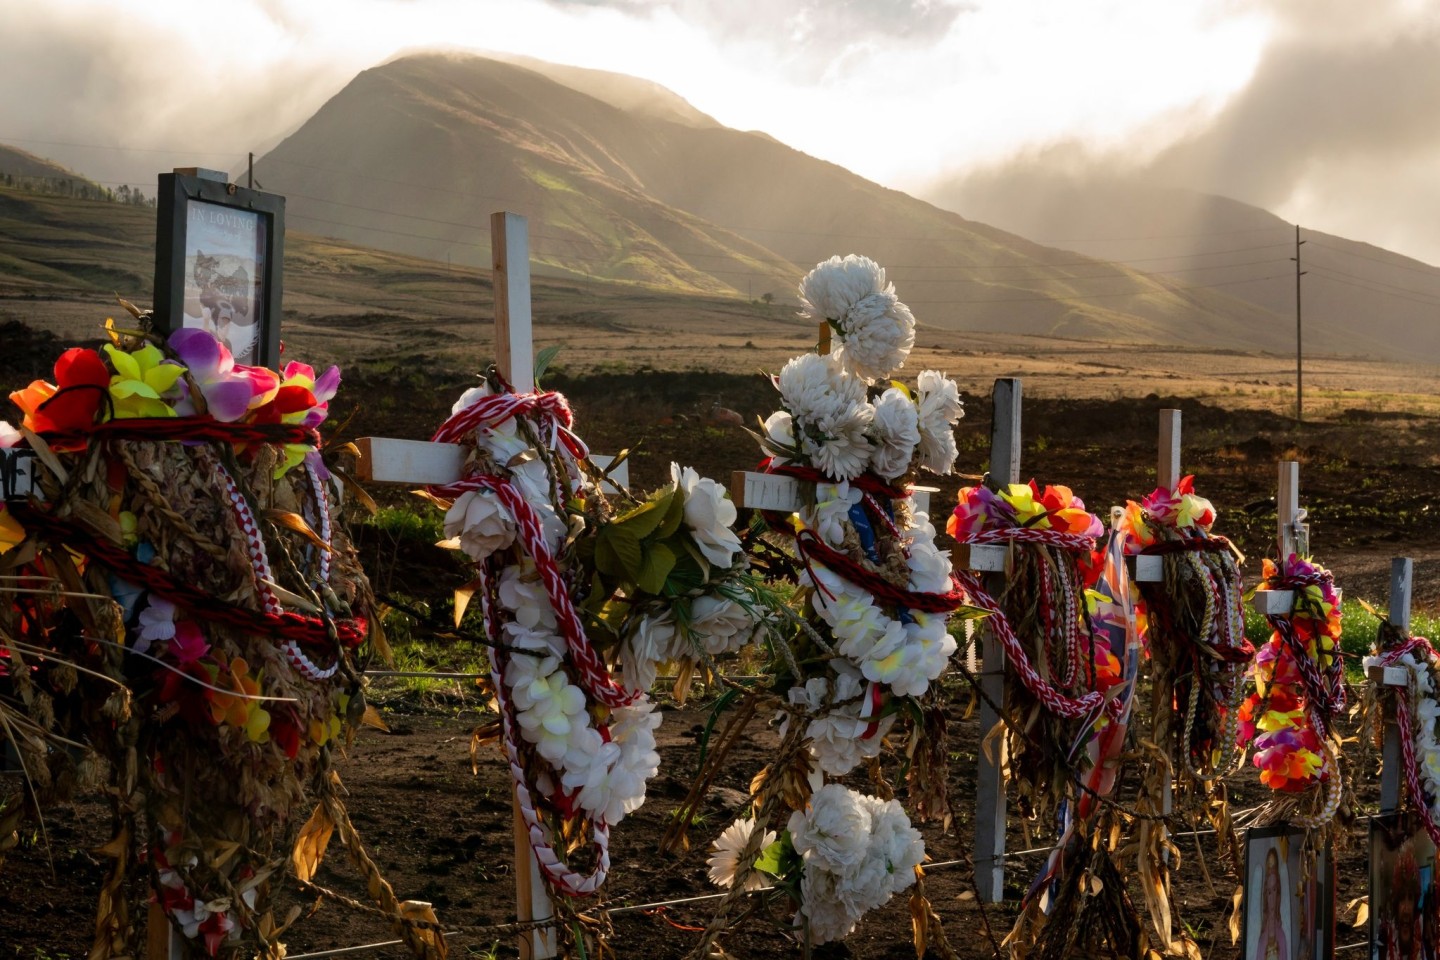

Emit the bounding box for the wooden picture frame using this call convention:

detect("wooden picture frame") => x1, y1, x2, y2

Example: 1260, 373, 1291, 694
1371, 812, 1438, 960
152, 171, 285, 368
1242, 824, 1334, 960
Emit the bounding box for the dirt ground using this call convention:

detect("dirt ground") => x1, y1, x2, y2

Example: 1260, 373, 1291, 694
4, 344, 1440, 958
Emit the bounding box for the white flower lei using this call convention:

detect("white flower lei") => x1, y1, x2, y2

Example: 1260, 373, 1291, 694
1393, 647, 1440, 823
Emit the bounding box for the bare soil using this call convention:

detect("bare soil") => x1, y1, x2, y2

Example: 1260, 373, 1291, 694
5, 357, 1440, 959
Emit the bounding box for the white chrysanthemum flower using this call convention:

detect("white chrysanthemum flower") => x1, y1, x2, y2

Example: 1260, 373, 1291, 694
799, 255, 916, 382
777, 352, 865, 423
672, 463, 743, 569
801, 400, 875, 482
498, 563, 558, 631
789, 783, 873, 873
915, 370, 964, 475
798, 864, 858, 944
687, 594, 760, 656
620, 612, 680, 693
708, 818, 778, 891
868, 387, 920, 480
807, 482, 863, 548
444, 489, 517, 560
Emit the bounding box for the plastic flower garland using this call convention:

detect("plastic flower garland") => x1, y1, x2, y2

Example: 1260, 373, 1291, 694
1374, 629, 1440, 848
0, 324, 419, 959
947, 480, 1125, 822
1239, 555, 1346, 827
1119, 476, 1253, 784
432, 374, 769, 915
700, 255, 967, 949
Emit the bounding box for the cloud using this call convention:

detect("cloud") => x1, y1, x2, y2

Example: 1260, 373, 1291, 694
544, 0, 975, 80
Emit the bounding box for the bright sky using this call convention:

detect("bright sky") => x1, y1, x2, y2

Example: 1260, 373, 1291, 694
3, 0, 1439, 263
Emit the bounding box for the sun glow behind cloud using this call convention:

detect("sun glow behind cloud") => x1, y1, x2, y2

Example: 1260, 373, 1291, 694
3, 0, 1438, 262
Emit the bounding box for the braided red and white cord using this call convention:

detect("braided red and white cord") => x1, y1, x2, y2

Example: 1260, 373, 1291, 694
1380, 636, 1440, 847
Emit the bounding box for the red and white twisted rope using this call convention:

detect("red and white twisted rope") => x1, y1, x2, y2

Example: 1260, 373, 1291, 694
433, 390, 589, 464
480, 583, 612, 898
1380, 637, 1440, 848
955, 569, 1122, 721
216, 460, 282, 618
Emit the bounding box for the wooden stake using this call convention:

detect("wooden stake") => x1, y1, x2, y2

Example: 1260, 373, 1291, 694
817, 320, 831, 355
146, 900, 182, 960
1253, 461, 1302, 616
1378, 557, 1413, 814
492, 211, 534, 393
975, 377, 1020, 904
1157, 409, 1181, 490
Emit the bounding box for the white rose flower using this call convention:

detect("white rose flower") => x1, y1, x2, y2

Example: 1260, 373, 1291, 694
450, 383, 493, 416
620, 612, 680, 693
444, 488, 516, 560
763, 410, 796, 463
799, 255, 916, 382
708, 817, 778, 891
915, 370, 964, 475
687, 594, 760, 656
868, 388, 920, 480
671, 463, 743, 569
788, 783, 872, 873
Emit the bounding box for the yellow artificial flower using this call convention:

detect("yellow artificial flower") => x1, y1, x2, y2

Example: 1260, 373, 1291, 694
105, 344, 185, 419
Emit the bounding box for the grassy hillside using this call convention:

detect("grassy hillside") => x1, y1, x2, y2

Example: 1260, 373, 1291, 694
927, 172, 1440, 362
248, 53, 1291, 351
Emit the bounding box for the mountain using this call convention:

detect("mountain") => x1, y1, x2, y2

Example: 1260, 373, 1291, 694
926, 170, 1440, 362
251, 53, 1295, 351
0, 145, 110, 199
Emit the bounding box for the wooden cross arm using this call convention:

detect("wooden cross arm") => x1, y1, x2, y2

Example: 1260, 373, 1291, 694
1362, 655, 1410, 687
352, 436, 629, 491
1251, 589, 1296, 615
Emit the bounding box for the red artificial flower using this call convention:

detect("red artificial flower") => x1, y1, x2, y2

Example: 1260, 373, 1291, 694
9, 348, 110, 445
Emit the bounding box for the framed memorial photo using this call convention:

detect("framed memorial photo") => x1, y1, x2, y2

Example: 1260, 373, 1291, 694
153, 171, 284, 368
1242, 824, 1334, 960
1371, 813, 1437, 960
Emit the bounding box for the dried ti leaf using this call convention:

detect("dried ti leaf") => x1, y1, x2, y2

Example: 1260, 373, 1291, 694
292, 803, 336, 883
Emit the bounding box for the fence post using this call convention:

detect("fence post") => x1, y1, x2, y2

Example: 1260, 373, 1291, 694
1378, 558, 1413, 814
975, 377, 1020, 903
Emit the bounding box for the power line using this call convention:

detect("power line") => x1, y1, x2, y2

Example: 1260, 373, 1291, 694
1308, 266, 1440, 308
1309, 238, 1440, 275
903, 272, 1291, 306
1305, 263, 1440, 303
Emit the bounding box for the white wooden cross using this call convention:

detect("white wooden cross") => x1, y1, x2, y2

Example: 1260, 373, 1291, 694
1251, 461, 1305, 617
1363, 557, 1413, 814
354, 211, 575, 960
728, 351, 1012, 900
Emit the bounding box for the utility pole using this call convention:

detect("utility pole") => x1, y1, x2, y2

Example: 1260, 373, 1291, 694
1291, 224, 1306, 422
248, 152, 254, 189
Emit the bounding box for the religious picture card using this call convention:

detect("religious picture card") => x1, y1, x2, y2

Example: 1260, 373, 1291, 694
1243, 824, 1334, 960
1371, 813, 1438, 960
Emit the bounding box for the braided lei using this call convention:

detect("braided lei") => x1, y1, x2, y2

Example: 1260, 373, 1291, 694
1239, 555, 1345, 825
435, 377, 766, 900
1374, 632, 1440, 847
1120, 476, 1253, 782
3, 326, 367, 956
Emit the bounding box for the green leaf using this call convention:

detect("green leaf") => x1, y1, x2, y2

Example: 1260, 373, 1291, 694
606, 527, 644, 581
595, 535, 623, 578
534, 344, 563, 385
696, 687, 741, 775
678, 536, 712, 584
636, 542, 677, 595
950, 605, 993, 623
753, 834, 796, 877
612, 489, 675, 541
657, 483, 687, 539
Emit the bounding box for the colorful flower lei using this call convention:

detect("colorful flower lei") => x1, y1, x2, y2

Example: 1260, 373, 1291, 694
1240, 555, 1344, 820
1119, 476, 1252, 783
